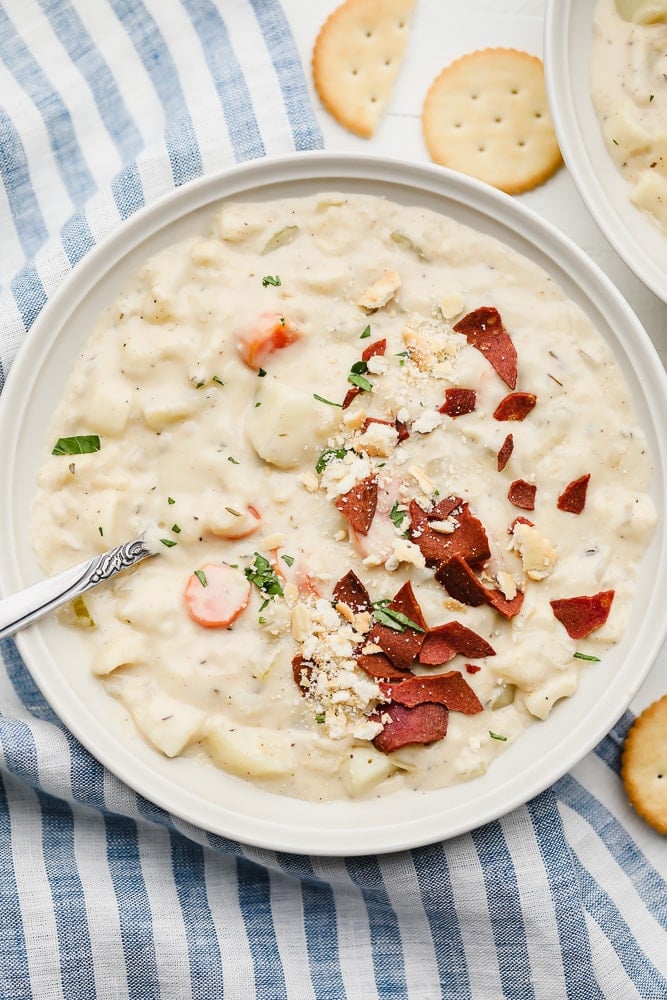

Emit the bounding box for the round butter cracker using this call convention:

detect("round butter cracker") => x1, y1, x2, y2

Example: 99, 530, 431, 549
621, 694, 667, 834
312, 0, 415, 138
422, 48, 563, 195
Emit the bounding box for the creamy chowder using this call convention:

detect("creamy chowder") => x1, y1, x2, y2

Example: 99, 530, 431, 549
31, 193, 655, 802
591, 0, 667, 232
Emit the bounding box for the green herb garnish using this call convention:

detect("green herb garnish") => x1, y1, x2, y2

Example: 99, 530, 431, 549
360, 325, 371, 339
347, 372, 373, 392
315, 447, 348, 474
573, 651, 601, 662
167, 497, 176, 505
315, 713, 326, 724
258, 368, 267, 377
313, 393, 342, 407
171, 524, 181, 534
389, 501, 407, 529
489, 731, 508, 742
98, 526, 103, 537
160, 538, 177, 548
212, 376, 224, 386
52, 434, 101, 456
281, 555, 295, 567
228, 456, 240, 465
372, 600, 424, 634
194, 569, 207, 587
262, 274, 281, 287
245, 552, 284, 598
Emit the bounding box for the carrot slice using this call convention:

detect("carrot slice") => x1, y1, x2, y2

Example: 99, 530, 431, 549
237, 314, 300, 370
184, 562, 251, 628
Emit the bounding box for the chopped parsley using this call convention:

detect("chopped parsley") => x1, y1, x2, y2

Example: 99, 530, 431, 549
313, 393, 342, 407
227, 456, 240, 465
348, 372, 373, 392
372, 600, 424, 633
212, 375, 224, 386
194, 569, 207, 588
52, 434, 101, 456
573, 651, 601, 662
489, 731, 508, 742
315, 713, 326, 724
262, 274, 281, 287
389, 500, 407, 529
360, 325, 371, 339
171, 523, 181, 534
258, 368, 267, 377
160, 538, 177, 548
315, 447, 348, 474
281, 554, 295, 567
98, 526, 104, 537
244, 552, 284, 598
167, 497, 176, 505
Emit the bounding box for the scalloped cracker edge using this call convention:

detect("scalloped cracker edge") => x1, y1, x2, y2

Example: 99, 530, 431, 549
312, 0, 416, 138
422, 48, 563, 195
621, 694, 667, 834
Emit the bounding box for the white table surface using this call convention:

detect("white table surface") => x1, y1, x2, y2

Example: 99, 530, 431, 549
284, 0, 667, 716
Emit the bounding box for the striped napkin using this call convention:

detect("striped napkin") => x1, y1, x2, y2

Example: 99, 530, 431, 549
0, 3, 665, 997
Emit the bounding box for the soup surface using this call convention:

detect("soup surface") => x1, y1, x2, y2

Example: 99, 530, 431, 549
591, 0, 667, 232
31, 193, 655, 801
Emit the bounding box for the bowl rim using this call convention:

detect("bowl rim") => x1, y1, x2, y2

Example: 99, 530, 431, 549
2, 150, 667, 855
543, 0, 667, 304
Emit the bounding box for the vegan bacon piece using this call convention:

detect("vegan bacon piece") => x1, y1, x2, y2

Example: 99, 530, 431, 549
292, 654, 312, 692
342, 386, 361, 409
380, 671, 484, 714
453, 306, 518, 389
367, 580, 427, 671
435, 556, 524, 619
408, 497, 491, 569
335, 475, 378, 534
493, 391, 537, 421
550, 590, 615, 639
508, 479, 536, 510
356, 652, 413, 681
557, 474, 591, 515
439, 387, 477, 418
361, 338, 387, 362
497, 433, 514, 472
419, 621, 496, 665
360, 416, 410, 442
332, 570, 371, 613
372, 702, 449, 753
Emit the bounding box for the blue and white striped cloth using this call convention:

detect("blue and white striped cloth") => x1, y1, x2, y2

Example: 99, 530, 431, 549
0, 3, 665, 997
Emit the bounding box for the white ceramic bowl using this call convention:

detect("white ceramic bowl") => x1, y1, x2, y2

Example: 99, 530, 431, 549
544, 0, 667, 304
2, 152, 667, 855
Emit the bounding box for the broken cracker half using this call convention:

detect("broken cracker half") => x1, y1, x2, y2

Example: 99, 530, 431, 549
313, 0, 416, 138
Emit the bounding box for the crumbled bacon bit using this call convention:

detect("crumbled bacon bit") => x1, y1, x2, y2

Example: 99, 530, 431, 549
497, 433, 514, 472
508, 516, 534, 532
419, 621, 495, 665
435, 556, 524, 619
550, 590, 614, 639
292, 654, 312, 692
332, 570, 371, 613
395, 419, 410, 442
493, 392, 537, 421
335, 475, 378, 534
342, 386, 361, 409
356, 652, 413, 680
453, 306, 518, 389
439, 387, 477, 418
508, 479, 536, 510
361, 338, 387, 362
557, 474, 590, 515
380, 671, 484, 713
372, 702, 449, 753
408, 497, 490, 568
465, 663, 481, 674
367, 581, 427, 670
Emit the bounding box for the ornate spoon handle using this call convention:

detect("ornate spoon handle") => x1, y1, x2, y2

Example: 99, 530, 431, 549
0, 537, 154, 641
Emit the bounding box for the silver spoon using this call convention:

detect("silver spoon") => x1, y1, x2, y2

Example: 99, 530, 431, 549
0, 536, 155, 641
